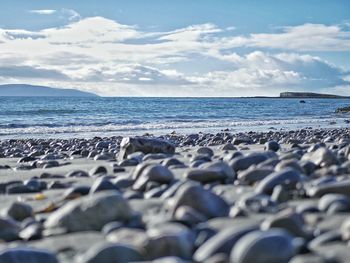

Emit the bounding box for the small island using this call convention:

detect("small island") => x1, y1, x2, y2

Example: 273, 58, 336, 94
280, 92, 350, 99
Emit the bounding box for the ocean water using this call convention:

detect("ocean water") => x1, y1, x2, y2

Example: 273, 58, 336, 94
0, 97, 349, 139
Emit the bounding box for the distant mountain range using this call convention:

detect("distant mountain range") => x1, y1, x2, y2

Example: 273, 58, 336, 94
0, 84, 98, 97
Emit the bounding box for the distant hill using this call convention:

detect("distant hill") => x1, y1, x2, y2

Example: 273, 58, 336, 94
0, 84, 98, 97
280, 92, 349, 99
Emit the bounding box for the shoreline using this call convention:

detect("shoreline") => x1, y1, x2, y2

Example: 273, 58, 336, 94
0, 127, 350, 261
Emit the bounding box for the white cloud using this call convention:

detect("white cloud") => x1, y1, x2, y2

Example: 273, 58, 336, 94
221, 24, 350, 51
0, 17, 349, 96
29, 9, 57, 15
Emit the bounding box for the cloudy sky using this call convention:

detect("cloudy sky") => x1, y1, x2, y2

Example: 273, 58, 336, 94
0, 0, 349, 96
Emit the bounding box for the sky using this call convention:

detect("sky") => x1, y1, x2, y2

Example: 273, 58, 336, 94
0, 0, 349, 96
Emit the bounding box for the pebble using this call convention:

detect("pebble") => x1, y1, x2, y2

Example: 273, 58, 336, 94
44, 191, 134, 232
0, 247, 58, 263
255, 168, 302, 194
230, 229, 295, 263
184, 161, 235, 183
118, 137, 175, 161
76, 242, 143, 263
2, 201, 33, 221
171, 184, 230, 218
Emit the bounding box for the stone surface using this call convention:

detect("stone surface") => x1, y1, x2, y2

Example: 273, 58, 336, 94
44, 191, 133, 232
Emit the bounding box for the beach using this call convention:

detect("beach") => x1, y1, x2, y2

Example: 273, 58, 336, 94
0, 127, 350, 262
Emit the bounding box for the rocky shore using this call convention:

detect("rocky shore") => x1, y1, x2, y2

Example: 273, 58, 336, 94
0, 128, 350, 262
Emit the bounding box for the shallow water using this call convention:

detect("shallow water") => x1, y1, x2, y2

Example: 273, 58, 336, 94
0, 97, 349, 138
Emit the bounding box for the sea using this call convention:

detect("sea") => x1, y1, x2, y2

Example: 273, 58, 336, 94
0, 97, 349, 139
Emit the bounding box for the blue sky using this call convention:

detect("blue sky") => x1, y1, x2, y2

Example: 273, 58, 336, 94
0, 0, 349, 96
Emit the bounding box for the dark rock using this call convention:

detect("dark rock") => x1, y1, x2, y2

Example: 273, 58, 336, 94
76, 242, 143, 263
230, 229, 294, 263
0, 247, 58, 263
255, 168, 302, 194
185, 161, 235, 183
193, 225, 257, 262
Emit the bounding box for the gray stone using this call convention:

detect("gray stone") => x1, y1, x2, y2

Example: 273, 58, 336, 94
0, 247, 58, 263
193, 225, 257, 262
89, 166, 108, 176
89, 178, 118, 194
0, 217, 20, 241
2, 202, 33, 221
261, 208, 310, 238
308, 179, 350, 197
302, 147, 338, 167
145, 222, 195, 260
318, 194, 350, 213
133, 164, 174, 191
106, 228, 148, 248
45, 191, 133, 232
172, 184, 230, 218
184, 161, 235, 183
255, 168, 302, 194
118, 137, 175, 161
237, 168, 274, 184
76, 242, 143, 263
229, 153, 272, 172
230, 229, 294, 263
264, 141, 280, 152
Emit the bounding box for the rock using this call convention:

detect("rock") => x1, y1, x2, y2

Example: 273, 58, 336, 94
64, 186, 91, 199
89, 166, 108, 176
318, 194, 350, 213
145, 222, 195, 260
118, 137, 175, 161
162, 158, 184, 167
133, 164, 174, 191
95, 141, 111, 149
94, 154, 112, 161
230, 230, 294, 263
308, 179, 350, 197
0, 247, 58, 263
106, 228, 148, 247
255, 168, 302, 194
193, 225, 257, 262
264, 141, 280, 152
45, 191, 134, 232
174, 206, 207, 225
336, 106, 350, 113
19, 223, 42, 241
237, 193, 277, 213
261, 208, 310, 238
6, 183, 40, 194
171, 184, 229, 218
221, 143, 237, 151
229, 153, 272, 172
232, 136, 253, 145
341, 217, 350, 241
0, 217, 20, 241
2, 202, 33, 221
89, 178, 118, 194
76, 242, 143, 263
275, 160, 304, 174
197, 147, 214, 156
184, 161, 235, 183
289, 254, 334, 263
237, 168, 274, 184
66, 170, 89, 177
302, 147, 338, 167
